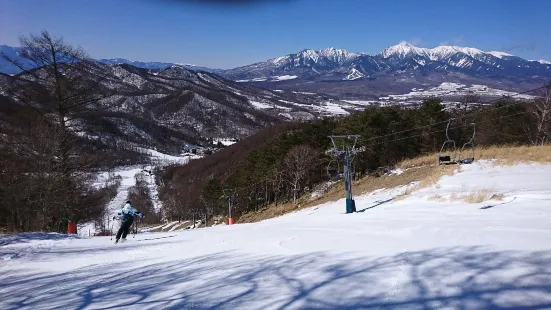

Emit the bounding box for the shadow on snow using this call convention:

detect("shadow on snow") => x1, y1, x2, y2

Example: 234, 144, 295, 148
357, 198, 395, 213
1, 246, 551, 309
480, 197, 518, 210
0, 232, 83, 247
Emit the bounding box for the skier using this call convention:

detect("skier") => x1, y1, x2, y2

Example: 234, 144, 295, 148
113, 200, 144, 243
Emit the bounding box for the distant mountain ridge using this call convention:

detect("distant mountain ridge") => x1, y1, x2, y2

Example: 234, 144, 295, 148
0, 45, 222, 75
2, 42, 550, 97
97, 57, 222, 74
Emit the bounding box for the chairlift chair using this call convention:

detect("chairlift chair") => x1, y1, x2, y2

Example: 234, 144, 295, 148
458, 123, 476, 165
326, 159, 343, 181
438, 120, 458, 165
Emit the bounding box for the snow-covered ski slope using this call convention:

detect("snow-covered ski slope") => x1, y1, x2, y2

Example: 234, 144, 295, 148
2, 161, 551, 309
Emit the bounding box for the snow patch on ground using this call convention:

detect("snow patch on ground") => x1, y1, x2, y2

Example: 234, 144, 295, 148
140, 224, 165, 233
272, 75, 298, 81
213, 138, 237, 146
280, 101, 350, 116
341, 100, 379, 106
236, 77, 268, 82
139, 148, 191, 166
249, 100, 274, 109
343, 68, 365, 80
320, 101, 350, 115
236, 75, 297, 82
389, 168, 405, 175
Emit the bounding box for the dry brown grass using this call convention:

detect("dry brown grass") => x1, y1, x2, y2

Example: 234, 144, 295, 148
462, 188, 494, 203
477, 144, 551, 165
397, 154, 438, 170
397, 144, 551, 169
428, 194, 446, 202
433, 189, 505, 204
238, 201, 303, 223
238, 144, 548, 223
489, 193, 505, 201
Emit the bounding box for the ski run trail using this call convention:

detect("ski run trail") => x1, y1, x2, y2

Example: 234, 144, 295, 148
2, 160, 551, 309
78, 148, 198, 236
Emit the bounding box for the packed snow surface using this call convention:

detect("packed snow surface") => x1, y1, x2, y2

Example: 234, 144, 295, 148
2, 161, 551, 309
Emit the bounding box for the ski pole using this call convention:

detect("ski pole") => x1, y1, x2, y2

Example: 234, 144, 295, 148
133, 217, 139, 238
110, 221, 114, 240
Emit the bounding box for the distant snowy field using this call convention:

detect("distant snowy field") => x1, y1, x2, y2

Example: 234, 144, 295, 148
379, 82, 537, 103
2, 161, 551, 309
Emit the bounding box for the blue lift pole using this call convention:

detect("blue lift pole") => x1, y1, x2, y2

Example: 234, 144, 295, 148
344, 152, 356, 213
328, 135, 362, 214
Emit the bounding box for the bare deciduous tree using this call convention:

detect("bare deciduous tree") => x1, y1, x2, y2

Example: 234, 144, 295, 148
284, 145, 319, 204
529, 84, 551, 146
0, 31, 114, 232
458, 93, 480, 115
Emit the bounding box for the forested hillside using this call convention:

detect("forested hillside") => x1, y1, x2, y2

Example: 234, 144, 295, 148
159, 89, 551, 222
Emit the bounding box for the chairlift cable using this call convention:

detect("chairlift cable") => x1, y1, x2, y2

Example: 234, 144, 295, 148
364, 111, 527, 148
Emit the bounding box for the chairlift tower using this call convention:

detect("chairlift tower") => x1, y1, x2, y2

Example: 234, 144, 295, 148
327, 135, 365, 214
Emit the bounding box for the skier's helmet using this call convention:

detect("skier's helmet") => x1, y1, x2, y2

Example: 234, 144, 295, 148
123, 201, 132, 211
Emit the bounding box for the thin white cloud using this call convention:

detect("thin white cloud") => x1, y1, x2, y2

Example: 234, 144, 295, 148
440, 35, 466, 46
409, 38, 424, 46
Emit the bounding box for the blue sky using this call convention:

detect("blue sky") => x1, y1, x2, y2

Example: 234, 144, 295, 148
1, 0, 549, 68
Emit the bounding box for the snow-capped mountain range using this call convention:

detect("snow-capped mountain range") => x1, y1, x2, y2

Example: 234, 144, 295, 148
222, 42, 551, 97
224, 42, 551, 84
2, 42, 550, 97
380, 42, 512, 60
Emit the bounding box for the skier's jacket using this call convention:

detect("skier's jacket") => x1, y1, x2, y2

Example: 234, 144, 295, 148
117, 203, 143, 223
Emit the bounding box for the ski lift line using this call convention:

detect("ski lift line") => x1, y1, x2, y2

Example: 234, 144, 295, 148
203, 111, 527, 194
362, 85, 548, 143
329, 135, 361, 138
364, 111, 527, 148
327, 135, 364, 157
